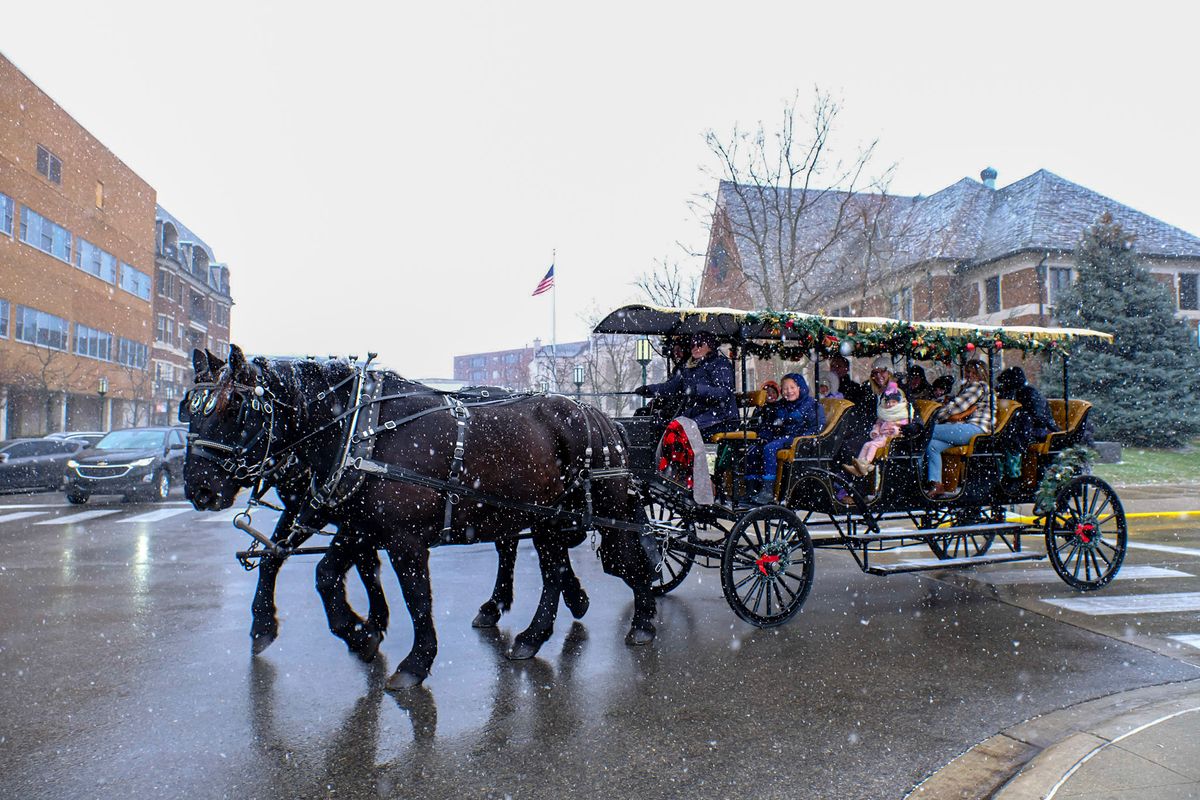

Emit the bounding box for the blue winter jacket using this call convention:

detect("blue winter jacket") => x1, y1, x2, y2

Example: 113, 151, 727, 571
644, 352, 739, 432
759, 375, 824, 440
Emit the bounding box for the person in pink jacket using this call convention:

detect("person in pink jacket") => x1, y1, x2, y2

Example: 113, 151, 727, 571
845, 382, 910, 476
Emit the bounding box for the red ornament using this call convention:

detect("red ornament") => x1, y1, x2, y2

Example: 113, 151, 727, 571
994, 340, 1004, 350
965, 342, 976, 352
785, 319, 795, 329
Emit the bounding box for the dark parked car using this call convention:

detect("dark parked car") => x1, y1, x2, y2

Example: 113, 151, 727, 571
45, 431, 107, 448
0, 438, 84, 494
63, 427, 187, 504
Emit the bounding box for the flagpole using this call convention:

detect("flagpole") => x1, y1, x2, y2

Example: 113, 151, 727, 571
551, 249, 557, 391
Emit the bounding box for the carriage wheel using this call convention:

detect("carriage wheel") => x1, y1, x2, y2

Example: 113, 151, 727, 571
1043, 475, 1126, 590
926, 507, 997, 560
645, 502, 696, 596
720, 506, 814, 628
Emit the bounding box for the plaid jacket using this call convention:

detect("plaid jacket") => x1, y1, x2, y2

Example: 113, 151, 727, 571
934, 381, 993, 433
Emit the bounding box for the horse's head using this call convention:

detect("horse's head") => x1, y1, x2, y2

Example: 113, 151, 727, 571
182, 344, 283, 510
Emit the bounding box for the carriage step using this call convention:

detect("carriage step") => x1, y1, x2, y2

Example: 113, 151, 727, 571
865, 551, 1045, 575
846, 521, 1025, 543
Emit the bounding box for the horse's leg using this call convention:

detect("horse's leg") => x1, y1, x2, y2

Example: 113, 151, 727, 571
349, 534, 389, 640
316, 535, 382, 663
385, 543, 438, 690
600, 527, 657, 646
249, 510, 306, 655
472, 538, 518, 629
560, 542, 590, 621
509, 528, 567, 661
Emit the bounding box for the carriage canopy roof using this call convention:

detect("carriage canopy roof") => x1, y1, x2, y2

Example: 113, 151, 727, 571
592, 304, 1112, 359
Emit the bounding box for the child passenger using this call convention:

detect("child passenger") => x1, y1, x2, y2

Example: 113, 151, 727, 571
845, 382, 910, 476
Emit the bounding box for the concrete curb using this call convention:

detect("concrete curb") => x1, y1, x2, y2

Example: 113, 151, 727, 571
907, 679, 1200, 799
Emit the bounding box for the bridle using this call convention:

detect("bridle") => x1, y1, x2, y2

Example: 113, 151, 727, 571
182, 375, 290, 484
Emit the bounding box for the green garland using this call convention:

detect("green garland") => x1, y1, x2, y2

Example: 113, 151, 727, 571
1034, 445, 1094, 514
740, 310, 1074, 363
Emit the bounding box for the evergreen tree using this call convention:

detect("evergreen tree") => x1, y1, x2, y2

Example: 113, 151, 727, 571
1051, 212, 1200, 447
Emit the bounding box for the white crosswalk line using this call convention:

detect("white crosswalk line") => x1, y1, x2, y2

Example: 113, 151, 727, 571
1167, 634, 1200, 651
1127, 541, 1200, 558
34, 510, 120, 525
0, 511, 48, 523
1042, 592, 1200, 616
121, 508, 192, 524
970, 565, 1192, 585
0, 503, 61, 510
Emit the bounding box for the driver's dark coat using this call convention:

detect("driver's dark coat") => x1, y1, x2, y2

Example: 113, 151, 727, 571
644, 352, 738, 432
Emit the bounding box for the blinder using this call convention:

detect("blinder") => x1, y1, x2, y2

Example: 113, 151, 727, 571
183, 378, 282, 483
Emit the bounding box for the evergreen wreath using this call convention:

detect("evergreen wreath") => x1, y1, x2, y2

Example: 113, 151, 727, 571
1034, 445, 1094, 515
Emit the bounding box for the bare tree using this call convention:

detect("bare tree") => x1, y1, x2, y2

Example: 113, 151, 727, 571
695, 89, 895, 311
119, 362, 154, 427
635, 255, 701, 308
18, 346, 82, 434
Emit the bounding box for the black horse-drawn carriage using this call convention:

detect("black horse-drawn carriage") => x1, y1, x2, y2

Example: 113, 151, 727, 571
179, 304, 1124, 687
594, 304, 1126, 628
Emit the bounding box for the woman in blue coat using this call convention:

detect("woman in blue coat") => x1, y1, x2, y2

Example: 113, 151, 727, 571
750, 373, 824, 503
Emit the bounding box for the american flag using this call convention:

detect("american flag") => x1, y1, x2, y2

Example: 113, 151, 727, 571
531, 264, 555, 296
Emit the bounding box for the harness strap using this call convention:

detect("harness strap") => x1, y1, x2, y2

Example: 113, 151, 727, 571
442, 398, 471, 537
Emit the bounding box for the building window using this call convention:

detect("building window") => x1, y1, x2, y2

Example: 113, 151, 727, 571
190, 292, 209, 322
1181, 272, 1200, 312
471, 356, 485, 368
116, 337, 148, 369
74, 323, 113, 361
889, 286, 913, 320
157, 269, 177, 300
0, 191, 13, 236
155, 314, 173, 343
984, 276, 1001, 314
215, 304, 229, 326
0, 299, 9, 338
19, 206, 72, 263
120, 263, 152, 300
73, 238, 118, 283
36, 145, 62, 185
14, 305, 69, 350
1048, 267, 1073, 307
95, 181, 104, 209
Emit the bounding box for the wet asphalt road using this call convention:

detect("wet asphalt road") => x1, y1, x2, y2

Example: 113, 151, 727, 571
2, 491, 1199, 800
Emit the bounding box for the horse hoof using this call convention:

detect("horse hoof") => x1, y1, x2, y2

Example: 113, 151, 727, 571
564, 591, 590, 620
385, 669, 425, 691
507, 641, 541, 661
472, 608, 501, 628
625, 626, 656, 647
346, 628, 382, 663
250, 632, 277, 655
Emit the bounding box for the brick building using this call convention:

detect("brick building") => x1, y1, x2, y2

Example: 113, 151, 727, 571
700, 168, 1200, 334
1, 53, 157, 437
150, 207, 231, 426
453, 343, 538, 389
0, 52, 232, 436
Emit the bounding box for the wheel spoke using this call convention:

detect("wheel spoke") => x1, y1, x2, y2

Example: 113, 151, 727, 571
732, 570, 758, 591
748, 578, 767, 615
770, 580, 789, 611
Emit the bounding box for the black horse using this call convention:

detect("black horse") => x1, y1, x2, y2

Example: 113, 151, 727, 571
190, 350, 591, 658
183, 346, 654, 689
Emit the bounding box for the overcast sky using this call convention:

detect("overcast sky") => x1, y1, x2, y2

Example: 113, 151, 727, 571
4, 1, 1198, 377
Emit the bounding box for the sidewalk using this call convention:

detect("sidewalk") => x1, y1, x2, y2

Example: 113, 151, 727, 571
911, 680, 1200, 799
913, 483, 1200, 799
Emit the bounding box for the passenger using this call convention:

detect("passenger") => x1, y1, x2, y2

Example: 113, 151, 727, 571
635, 332, 738, 437
925, 358, 993, 497
828, 353, 867, 405
835, 356, 896, 472
845, 381, 910, 476
904, 365, 936, 401
930, 375, 955, 403
747, 379, 781, 428
817, 373, 843, 399
760, 380, 781, 405
995, 366, 1059, 475
749, 373, 825, 504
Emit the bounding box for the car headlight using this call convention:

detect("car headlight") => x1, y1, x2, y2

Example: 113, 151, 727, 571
67, 460, 79, 469
131, 457, 155, 467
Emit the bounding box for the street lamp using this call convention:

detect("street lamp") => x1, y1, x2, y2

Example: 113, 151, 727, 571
572, 364, 585, 401
97, 377, 109, 432
635, 336, 653, 406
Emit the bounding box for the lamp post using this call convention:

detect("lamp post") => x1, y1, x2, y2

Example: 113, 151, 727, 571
572, 364, 585, 401
635, 336, 653, 407
97, 377, 109, 432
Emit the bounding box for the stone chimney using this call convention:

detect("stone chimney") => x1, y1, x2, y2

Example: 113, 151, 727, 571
981, 166, 998, 190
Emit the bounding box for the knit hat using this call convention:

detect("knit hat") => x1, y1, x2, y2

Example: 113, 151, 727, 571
882, 381, 901, 401
871, 356, 892, 372
818, 373, 839, 394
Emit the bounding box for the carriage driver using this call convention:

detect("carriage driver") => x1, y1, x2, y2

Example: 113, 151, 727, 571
634, 332, 739, 438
